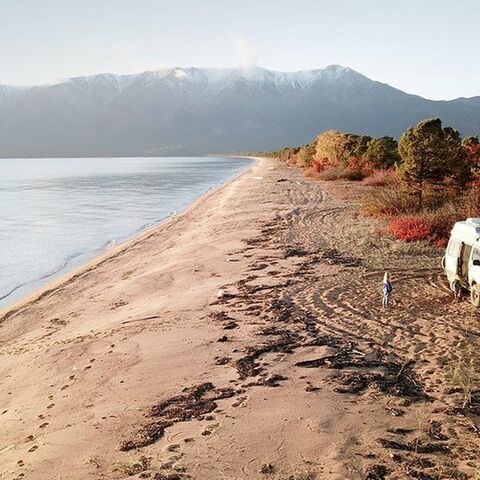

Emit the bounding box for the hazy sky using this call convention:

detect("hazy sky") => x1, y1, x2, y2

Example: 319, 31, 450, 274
1, 0, 479, 100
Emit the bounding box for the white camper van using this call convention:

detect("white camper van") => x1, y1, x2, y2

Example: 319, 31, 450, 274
443, 218, 480, 306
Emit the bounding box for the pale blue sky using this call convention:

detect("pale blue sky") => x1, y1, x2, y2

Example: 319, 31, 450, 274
1, 0, 479, 100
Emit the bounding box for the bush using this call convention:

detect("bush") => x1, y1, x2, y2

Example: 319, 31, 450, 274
295, 143, 316, 167
362, 182, 458, 217
316, 166, 366, 181
388, 213, 455, 246
362, 169, 398, 187
304, 165, 330, 178
389, 216, 435, 242
362, 186, 418, 217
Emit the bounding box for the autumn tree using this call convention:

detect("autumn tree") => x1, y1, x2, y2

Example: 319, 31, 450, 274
352, 135, 372, 158
314, 130, 371, 171
398, 118, 468, 210
314, 130, 347, 168
364, 136, 400, 170
296, 143, 316, 167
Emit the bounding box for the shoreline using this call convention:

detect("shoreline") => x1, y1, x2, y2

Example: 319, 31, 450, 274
0, 157, 258, 321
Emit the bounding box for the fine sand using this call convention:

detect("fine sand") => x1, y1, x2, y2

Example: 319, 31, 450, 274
0, 158, 479, 480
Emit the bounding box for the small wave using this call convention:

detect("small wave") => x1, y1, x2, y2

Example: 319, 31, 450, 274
0, 249, 90, 303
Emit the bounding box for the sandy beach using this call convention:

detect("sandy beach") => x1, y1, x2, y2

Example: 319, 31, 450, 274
1, 157, 479, 480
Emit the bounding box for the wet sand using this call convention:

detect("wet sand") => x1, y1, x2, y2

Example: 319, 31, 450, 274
0, 158, 479, 480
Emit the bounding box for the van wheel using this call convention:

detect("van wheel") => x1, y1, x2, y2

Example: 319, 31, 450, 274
452, 280, 462, 297
471, 284, 480, 307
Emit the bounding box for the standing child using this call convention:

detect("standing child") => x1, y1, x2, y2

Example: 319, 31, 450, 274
383, 272, 393, 308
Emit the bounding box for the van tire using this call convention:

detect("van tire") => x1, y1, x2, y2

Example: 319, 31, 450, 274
471, 283, 480, 307
441, 255, 446, 270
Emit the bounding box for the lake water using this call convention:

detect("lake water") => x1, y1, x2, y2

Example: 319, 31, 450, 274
0, 156, 253, 309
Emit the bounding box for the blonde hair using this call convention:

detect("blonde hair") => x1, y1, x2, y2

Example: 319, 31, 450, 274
383, 272, 390, 283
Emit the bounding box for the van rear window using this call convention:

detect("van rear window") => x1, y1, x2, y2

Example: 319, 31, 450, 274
447, 239, 462, 256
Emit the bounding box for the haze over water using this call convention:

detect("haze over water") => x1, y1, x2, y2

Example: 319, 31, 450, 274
0, 156, 252, 309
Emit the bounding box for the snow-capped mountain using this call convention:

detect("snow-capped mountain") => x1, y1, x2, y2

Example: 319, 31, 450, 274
0, 65, 479, 157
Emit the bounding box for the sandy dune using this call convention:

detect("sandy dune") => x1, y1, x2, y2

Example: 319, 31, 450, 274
0, 158, 479, 480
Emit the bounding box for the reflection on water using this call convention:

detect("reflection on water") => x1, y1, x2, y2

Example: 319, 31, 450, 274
0, 156, 252, 308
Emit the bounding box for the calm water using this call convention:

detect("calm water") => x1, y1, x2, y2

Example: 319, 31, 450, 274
0, 156, 252, 309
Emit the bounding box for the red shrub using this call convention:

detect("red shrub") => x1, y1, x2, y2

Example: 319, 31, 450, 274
310, 158, 337, 173
388, 213, 455, 245
389, 216, 434, 242
310, 161, 324, 173
348, 156, 364, 173
306, 159, 334, 177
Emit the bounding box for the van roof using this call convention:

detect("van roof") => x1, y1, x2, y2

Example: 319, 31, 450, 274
451, 218, 480, 243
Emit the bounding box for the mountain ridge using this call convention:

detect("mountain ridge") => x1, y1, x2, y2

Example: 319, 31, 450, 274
0, 65, 479, 157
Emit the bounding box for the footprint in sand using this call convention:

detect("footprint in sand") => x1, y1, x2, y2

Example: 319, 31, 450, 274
27, 445, 38, 453
160, 460, 176, 470
39, 422, 49, 429
163, 443, 181, 452
232, 396, 248, 408
202, 423, 220, 436
110, 299, 128, 310
46, 403, 55, 409
49, 318, 67, 327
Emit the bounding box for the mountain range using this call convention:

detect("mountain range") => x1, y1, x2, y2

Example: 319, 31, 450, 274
1, 65, 479, 157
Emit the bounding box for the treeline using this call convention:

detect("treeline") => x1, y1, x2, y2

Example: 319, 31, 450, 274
259, 118, 480, 245
261, 131, 400, 178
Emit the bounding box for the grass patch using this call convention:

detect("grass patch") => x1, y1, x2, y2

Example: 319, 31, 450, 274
362, 169, 398, 186
361, 186, 418, 217
316, 166, 366, 181
446, 344, 480, 409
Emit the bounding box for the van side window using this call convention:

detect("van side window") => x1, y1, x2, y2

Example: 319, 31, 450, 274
447, 239, 461, 256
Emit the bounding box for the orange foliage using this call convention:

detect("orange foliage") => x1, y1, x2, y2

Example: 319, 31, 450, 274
388, 214, 454, 245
